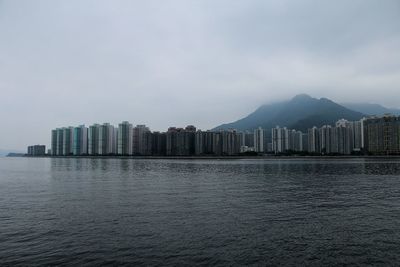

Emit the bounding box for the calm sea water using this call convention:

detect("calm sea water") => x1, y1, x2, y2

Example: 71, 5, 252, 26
1, 157, 400, 266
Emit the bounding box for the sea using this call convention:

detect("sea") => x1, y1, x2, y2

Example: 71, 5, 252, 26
1, 157, 400, 266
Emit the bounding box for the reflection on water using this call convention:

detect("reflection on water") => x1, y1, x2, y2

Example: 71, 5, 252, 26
1, 157, 400, 265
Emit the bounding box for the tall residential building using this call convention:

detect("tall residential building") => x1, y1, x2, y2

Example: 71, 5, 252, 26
320, 125, 332, 154
56, 128, 64, 155
360, 118, 366, 150
272, 126, 288, 153
272, 126, 283, 153
98, 123, 116, 155
88, 124, 100, 155
166, 127, 178, 156
73, 125, 88, 155
62, 127, 74, 156
302, 133, 309, 152
51, 129, 57, 156
283, 128, 291, 151
293, 130, 303, 152
254, 127, 264, 153
195, 130, 205, 155
335, 119, 354, 155
350, 120, 363, 151
308, 127, 320, 153
221, 130, 240, 155
244, 131, 254, 148
133, 125, 150, 155
363, 115, 400, 155
117, 121, 133, 155
211, 132, 222, 155
151, 132, 166, 156
183, 125, 196, 155
142, 131, 154, 156
263, 129, 269, 153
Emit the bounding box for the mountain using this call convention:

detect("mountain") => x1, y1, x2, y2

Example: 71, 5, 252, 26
214, 94, 365, 132
341, 103, 400, 116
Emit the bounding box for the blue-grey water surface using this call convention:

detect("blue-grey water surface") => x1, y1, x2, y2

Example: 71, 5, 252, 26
1, 157, 400, 266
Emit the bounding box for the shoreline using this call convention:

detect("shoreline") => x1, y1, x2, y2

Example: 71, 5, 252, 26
13, 155, 400, 160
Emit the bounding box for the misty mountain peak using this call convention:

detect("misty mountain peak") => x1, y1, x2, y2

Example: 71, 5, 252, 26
214, 94, 364, 132
291, 94, 315, 103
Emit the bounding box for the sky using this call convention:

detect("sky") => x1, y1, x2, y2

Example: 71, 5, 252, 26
0, 0, 399, 150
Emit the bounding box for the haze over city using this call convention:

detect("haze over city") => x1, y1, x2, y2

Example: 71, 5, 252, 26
1, 0, 399, 150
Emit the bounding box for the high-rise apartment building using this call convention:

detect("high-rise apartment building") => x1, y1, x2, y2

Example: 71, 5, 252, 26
320, 125, 332, 154
56, 128, 64, 155
133, 125, 150, 155
272, 126, 283, 153
117, 121, 133, 155
73, 125, 88, 155
363, 115, 400, 155
293, 130, 303, 152
51, 129, 57, 156
88, 124, 100, 155
221, 130, 240, 155
245, 131, 254, 148
195, 130, 205, 155
350, 120, 363, 151
308, 127, 320, 153
254, 127, 264, 153
98, 123, 116, 155
151, 132, 167, 156
62, 127, 74, 156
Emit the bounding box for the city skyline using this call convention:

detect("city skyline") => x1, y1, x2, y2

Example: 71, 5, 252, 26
3, 93, 400, 152
44, 114, 400, 157
1, 1, 400, 151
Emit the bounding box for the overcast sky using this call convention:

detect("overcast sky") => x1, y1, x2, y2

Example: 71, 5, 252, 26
0, 0, 399, 150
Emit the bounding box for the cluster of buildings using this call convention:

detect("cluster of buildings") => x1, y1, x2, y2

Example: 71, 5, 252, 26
271, 115, 400, 155
306, 119, 363, 155
272, 127, 305, 153
305, 116, 400, 155
49, 123, 265, 157
45, 115, 400, 157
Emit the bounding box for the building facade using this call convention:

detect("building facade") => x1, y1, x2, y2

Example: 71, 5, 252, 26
98, 123, 116, 155
363, 115, 400, 155
88, 124, 100, 155
117, 121, 133, 155
254, 127, 264, 153
27, 145, 46, 156
73, 125, 88, 155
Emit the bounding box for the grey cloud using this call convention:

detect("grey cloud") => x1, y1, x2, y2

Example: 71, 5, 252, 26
0, 0, 399, 150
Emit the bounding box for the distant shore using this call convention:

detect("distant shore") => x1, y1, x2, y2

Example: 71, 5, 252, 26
13, 155, 400, 160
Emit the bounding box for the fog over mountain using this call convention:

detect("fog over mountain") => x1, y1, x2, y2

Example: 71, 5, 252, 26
0, 0, 399, 150
214, 94, 365, 132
